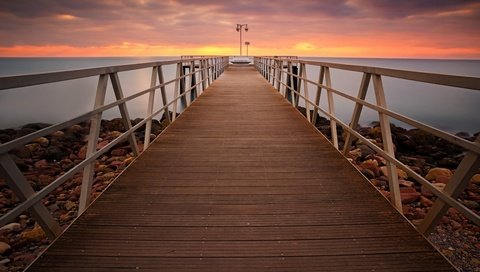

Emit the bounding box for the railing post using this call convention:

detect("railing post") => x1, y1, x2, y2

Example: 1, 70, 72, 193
372, 74, 402, 212
172, 62, 182, 122
109, 72, 140, 156
276, 60, 283, 94
418, 136, 480, 234
200, 59, 207, 92
300, 63, 311, 122
342, 73, 371, 155
158, 65, 171, 125
324, 67, 339, 149
143, 66, 157, 150
79, 74, 108, 213
0, 155, 61, 239
190, 60, 197, 102
311, 66, 325, 126
286, 61, 294, 106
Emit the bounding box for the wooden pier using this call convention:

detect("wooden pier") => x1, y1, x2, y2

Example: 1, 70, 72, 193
27, 65, 453, 271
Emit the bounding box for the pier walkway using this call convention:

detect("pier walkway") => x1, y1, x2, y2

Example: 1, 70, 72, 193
28, 66, 453, 271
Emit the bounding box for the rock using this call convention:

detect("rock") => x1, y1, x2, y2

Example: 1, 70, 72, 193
435, 175, 450, 184
50, 130, 65, 139
421, 183, 446, 198
0, 223, 21, 232
359, 159, 380, 177
0, 242, 11, 255
109, 161, 124, 169
33, 137, 49, 147
425, 167, 452, 181
64, 200, 78, 211
46, 146, 64, 161
361, 169, 375, 179
420, 196, 433, 207
400, 187, 421, 204
33, 159, 49, 169
399, 179, 415, 187
379, 166, 407, 179
471, 174, 480, 185
13, 253, 36, 264
348, 148, 362, 161
371, 178, 387, 187
358, 144, 375, 157
0, 258, 10, 265
97, 140, 110, 150
24, 143, 41, 153
105, 118, 126, 132
397, 168, 408, 179
462, 200, 480, 210
20, 224, 46, 242
38, 174, 54, 185
111, 148, 127, 157
78, 145, 87, 160
105, 131, 123, 140
122, 157, 134, 166
11, 146, 32, 159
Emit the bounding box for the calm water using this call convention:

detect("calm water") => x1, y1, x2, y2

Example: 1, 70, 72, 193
0, 57, 479, 134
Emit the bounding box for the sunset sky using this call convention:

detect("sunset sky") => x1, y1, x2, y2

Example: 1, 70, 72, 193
0, 0, 479, 58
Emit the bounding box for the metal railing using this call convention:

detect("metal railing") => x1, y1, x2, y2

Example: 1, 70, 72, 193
0, 56, 229, 239
254, 56, 480, 234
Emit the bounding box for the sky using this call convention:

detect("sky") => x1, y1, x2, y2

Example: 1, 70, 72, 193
0, 0, 479, 58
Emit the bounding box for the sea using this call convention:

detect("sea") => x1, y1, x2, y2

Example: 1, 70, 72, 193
0, 57, 479, 134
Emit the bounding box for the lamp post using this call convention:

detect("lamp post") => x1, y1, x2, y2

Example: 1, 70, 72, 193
236, 24, 248, 56
245, 41, 250, 56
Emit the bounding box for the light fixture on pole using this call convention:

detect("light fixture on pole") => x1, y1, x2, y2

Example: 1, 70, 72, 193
245, 41, 250, 56
236, 24, 248, 56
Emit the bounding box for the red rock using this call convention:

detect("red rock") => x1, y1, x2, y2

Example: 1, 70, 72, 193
111, 148, 127, 156
420, 196, 433, 207
38, 174, 54, 185
435, 175, 450, 184
13, 253, 36, 264
400, 187, 420, 204
399, 179, 415, 187
77, 145, 87, 160
110, 161, 123, 169
34, 159, 48, 169
97, 140, 110, 150
421, 183, 446, 198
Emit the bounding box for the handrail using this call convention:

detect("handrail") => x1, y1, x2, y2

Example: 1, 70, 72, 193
254, 56, 480, 235
0, 56, 229, 239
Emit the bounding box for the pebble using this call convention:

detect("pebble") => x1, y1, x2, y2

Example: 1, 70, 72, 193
0, 223, 21, 232
0, 243, 11, 255
0, 259, 10, 265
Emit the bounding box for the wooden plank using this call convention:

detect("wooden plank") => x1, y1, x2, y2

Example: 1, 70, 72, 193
27, 65, 453, 271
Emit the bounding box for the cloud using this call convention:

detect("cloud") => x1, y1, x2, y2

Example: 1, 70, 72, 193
0, 0, 478, 58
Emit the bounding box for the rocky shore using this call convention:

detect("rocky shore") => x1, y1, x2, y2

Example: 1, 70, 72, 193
311, 111, 480, 272
0, 118, 166, 271
0, 113, 479, 271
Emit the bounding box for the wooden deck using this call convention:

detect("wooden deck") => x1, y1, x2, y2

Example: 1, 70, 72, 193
28, 66, 454, 271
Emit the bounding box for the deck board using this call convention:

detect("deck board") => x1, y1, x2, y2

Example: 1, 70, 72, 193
27, 66, 454, 271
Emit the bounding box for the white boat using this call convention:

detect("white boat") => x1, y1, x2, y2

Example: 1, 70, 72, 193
230, 56, 251, 64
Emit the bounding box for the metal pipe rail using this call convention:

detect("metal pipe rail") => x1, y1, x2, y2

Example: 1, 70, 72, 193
0, 56, 229, 239
254, 56, 480, 234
